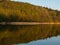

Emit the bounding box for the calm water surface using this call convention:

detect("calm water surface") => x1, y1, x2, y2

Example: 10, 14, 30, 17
0, 24, 60, 45
17, 36, 60, 45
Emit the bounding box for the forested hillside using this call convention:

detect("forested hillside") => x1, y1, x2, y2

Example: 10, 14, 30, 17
0, 1, 60, 22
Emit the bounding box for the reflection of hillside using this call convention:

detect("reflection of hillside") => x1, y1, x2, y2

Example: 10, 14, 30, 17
0, 25, 60, 45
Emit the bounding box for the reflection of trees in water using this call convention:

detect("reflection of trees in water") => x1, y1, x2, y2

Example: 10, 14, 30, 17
0, 25, 60, 45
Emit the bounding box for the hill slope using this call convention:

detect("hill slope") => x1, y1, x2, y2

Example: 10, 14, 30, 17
0, 1, 60, 22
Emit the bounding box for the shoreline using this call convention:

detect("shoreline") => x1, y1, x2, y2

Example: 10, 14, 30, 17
0, 22, 60, 25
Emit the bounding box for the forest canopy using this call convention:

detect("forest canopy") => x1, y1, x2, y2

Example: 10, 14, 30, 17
0, 1, 60, 22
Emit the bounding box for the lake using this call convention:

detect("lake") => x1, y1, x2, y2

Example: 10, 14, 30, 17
0, 24, 60, 45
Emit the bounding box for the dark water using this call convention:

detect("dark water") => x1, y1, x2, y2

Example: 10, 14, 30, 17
0, 24, 60, 45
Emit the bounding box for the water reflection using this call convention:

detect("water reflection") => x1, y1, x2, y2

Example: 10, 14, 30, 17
0, 24, 60, 45
18, 36, 60, 45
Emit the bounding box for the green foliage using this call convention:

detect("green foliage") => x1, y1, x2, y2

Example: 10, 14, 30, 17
7, 14, 19, 22
0, 14, 6, 22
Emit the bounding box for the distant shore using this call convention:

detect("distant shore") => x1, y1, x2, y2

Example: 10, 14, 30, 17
0, 22, 60, 25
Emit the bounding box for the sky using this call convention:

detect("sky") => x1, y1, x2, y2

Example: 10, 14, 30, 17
11, 0, 60, 10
